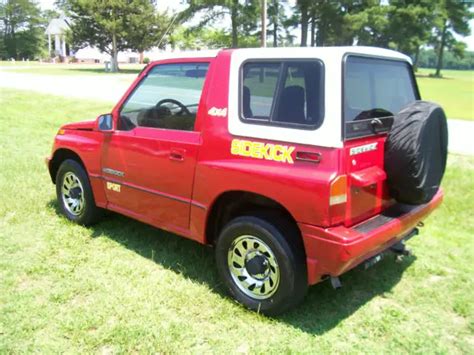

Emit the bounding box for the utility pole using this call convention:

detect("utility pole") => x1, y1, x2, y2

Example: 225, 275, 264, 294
261, 0, 267, 47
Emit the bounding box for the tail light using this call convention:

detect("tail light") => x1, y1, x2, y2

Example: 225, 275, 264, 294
329, 175, 347, 206
328, 175, 347, 225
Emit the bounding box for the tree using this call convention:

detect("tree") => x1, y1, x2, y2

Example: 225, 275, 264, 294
182, 0, 260, 48
63, 0, 168, 72
418, 48, 474, 70
347, 2, 391, 47
294, 0, 379, 47
387, 0, 435, 70
431, 0, 472, 77
309, 1, 348, 46
295, 0, 309, 46
266, 0, 292, 47
0, 0, 45, 60
0, 36, 6, 59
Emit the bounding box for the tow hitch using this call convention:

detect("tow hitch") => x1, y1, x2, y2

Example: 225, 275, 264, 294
330, 228, 420, 289
364, 228, 418, 269
364, 252, 385, 270
390, 227, 419, 261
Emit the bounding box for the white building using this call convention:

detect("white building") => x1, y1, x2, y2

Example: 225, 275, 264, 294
45, 16, 70, 57
44, 16, 176, 63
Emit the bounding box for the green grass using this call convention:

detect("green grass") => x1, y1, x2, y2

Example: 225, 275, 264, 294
416, 68, 474, 121
1, 88, 473, 353
0, 62, 144, 75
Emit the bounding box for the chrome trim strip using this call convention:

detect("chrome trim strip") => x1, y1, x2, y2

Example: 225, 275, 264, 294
92, 174, 207, 210
102, 167, 125, 177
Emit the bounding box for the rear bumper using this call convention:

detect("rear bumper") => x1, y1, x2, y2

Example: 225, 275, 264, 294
300, 189, 444, 285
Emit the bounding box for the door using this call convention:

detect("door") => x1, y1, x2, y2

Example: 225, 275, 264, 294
101, 61, 210, 232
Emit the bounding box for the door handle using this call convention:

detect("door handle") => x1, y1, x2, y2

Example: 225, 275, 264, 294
169, 148, 185, 162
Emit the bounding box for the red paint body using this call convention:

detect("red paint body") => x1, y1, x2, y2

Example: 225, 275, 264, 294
47, 50, 443, 285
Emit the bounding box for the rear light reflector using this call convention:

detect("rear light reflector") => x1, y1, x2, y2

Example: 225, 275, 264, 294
296, 151, 321, 163
330, 175, 347, 206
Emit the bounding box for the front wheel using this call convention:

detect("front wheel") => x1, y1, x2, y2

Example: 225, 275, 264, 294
215, 214, 307, 316
56, 159, 102, 226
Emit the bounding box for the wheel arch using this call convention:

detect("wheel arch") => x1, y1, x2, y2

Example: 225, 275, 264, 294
48, 148, 86, 184
205, 190, 302, 247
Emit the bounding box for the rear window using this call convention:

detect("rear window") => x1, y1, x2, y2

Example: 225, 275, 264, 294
344, 56, 418, 139
241, 60, 324, 129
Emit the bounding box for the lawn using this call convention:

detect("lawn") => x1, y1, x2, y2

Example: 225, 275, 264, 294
416, 68, 474, 121
0, 61, 144, 75
0, 88, 473, 353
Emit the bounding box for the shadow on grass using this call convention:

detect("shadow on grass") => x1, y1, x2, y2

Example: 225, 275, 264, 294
415, 73, 454, 80
67, 68, 142, 75
48, 199, 416, 335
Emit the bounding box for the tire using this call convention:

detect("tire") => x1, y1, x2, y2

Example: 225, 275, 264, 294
56, 159, 102, 226
385, 101, 448, 205
215, 213, 307, 316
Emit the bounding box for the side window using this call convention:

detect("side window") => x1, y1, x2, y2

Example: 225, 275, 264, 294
242, 63, 281, 119
241, 60, 324, 129
119, 62, 209, 131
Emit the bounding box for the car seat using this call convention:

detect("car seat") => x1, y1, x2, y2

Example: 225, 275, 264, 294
275, 85, 306, 124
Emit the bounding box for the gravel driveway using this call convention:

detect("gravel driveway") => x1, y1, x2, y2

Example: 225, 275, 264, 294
1, 67, 472, 155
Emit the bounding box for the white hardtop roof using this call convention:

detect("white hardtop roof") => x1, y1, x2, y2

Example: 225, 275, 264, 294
231, 46, 412, 63
151, 50, 220, 61
152, 46, 411, 64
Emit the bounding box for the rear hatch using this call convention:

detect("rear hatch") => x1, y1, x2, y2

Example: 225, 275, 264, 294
341, 55, 420, 226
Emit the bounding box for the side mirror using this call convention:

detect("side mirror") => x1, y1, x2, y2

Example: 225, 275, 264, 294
98, 113, 113, 131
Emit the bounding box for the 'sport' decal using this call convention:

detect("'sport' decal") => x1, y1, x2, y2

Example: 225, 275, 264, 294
231, 139, 295, 164
106, 182, 121, 192
350, 142, 378, 156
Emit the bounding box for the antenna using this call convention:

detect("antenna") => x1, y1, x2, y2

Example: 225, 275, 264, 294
157, 12, 179, 49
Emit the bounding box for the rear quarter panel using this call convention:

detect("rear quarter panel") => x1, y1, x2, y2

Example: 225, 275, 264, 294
190, 51, 342, 242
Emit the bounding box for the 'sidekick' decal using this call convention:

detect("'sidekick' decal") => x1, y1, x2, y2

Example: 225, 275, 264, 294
231, 139, 295, 164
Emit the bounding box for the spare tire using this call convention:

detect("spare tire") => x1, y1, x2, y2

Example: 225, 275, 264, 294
385, 101, 448, 205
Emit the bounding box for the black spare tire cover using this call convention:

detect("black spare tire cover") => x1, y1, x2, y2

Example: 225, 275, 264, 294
384, 101, 448, 205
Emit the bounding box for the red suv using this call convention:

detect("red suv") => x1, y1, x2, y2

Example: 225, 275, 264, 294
46, 47, 448, 315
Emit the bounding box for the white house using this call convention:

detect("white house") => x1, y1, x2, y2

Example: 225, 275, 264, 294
45, 16, 70, 57
44, 16, 180, 64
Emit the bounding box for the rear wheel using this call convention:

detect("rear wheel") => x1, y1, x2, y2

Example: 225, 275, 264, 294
216, 214, 307, 315
56, 159, 102, 226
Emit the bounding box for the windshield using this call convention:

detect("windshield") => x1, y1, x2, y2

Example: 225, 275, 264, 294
344, 56, 418, 139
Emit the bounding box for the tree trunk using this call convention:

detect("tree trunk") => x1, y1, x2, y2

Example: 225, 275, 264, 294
310, 12, 316, 46
300, 9, 308, 46
111, 32, 119, 72
261, 0, 267, 47
435, 21, 448, 77
231, 0, 238, 48
11, 28, 17, 60
413, 45, 420, 72
273, 20, 277, 47
273, 0, 278, 47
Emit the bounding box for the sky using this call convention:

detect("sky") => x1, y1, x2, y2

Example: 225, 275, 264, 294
38, 0, 474, 50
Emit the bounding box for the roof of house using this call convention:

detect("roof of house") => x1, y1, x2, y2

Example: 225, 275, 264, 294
46, 17, 70, 36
